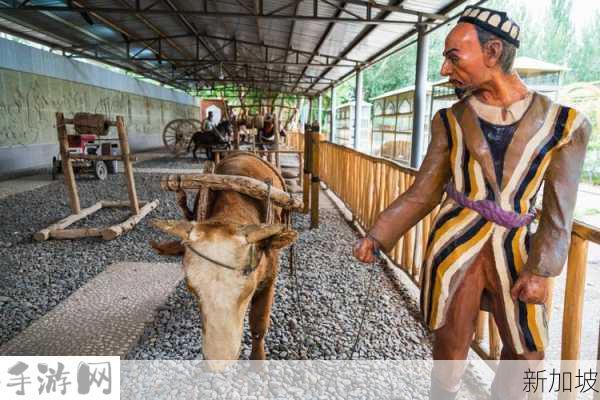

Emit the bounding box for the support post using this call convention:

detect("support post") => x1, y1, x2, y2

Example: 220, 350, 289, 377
303, 124, 312, 214
354, 68, 363, 150
56, 112, 81, 214
116, 116, 140, 215
318, 94, 323, 131
410, 21, 429, 169
310, 132, 320, 228
330, 86, 336, 142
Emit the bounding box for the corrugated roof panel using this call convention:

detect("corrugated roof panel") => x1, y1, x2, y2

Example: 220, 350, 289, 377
0, 0, 467, 95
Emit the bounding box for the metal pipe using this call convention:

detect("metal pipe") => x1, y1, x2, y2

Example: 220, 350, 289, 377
410, 22, 429, 169
318, 94, 323, 130
330, 86, 336, 142
354, 69, 363, 150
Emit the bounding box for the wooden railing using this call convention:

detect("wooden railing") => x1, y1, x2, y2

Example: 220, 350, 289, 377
287, 131, 597, 369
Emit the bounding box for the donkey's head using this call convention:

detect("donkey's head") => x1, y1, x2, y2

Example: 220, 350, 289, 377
152, 219, 296, 361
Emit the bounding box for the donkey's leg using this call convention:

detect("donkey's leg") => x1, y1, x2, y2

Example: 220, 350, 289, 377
249, 278, 276, 360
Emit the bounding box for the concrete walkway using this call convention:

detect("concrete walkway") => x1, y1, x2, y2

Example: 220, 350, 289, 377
0, 174, 55, 200
0, 262, 182, 357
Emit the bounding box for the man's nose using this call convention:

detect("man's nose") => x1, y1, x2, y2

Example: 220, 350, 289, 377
440, 59, 452, 77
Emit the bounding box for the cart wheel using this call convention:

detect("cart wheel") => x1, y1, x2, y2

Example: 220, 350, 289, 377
94, 161, 108, 180
51, 156, 58, 180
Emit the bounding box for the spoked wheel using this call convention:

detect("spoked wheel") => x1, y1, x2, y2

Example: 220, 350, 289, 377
162, 119, 202, 156
94, 161, 108, 180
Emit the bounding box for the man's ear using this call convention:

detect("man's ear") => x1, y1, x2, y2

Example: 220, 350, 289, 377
483, 39, 503, 69
151, 219, 195, 240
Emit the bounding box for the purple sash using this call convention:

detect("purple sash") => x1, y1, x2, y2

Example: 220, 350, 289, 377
445, 184, 535, 228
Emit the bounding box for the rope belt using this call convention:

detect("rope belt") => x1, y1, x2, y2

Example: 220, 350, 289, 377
445, 183, 535, 229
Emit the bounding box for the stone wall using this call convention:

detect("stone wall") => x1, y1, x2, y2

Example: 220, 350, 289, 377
0, 68, 199, 148
0, 37, 199, 176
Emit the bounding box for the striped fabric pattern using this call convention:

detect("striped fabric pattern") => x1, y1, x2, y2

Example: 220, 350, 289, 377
420, 94, 587, 354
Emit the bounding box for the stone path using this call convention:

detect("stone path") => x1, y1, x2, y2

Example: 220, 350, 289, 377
0, 174, 55, 199
0, 262, 182, 357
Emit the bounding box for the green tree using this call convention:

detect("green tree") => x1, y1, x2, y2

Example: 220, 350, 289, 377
569, 11, 600, 83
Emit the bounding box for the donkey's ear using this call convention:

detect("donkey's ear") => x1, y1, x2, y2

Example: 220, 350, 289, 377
243, 224, 297, 250
269, 229, 298, 250
151, 219, 195, 240
243, 224, 284, 243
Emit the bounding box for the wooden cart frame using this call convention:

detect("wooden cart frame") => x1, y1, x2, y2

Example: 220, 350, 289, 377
34, 113, 159, 241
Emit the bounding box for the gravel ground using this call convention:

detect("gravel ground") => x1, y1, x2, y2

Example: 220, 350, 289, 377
0, 163, 433, 360
0, 172, 181, 345
0, 157, 491, 398
127, 208, 432, 361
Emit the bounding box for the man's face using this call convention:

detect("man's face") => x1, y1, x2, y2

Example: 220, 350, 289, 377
440, 23, 490, 91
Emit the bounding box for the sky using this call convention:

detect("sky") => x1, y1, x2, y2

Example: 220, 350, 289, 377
525, 0, 600, 35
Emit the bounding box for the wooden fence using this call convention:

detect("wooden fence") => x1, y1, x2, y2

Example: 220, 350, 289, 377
287, 131, 597, 372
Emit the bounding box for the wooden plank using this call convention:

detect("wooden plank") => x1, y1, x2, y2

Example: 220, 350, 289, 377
161, 174, 302, 210
56, 112, 81, 214
34, 201, 103, 241
101, 200, 160, 240
101, 200, 148, 208
116, 116, 140, 215
50, 228, 104, 239
70, 154, 137, 161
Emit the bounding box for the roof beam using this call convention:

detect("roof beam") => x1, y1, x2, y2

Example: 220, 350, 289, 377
58, 31, 365, 64
1, 3, 419, 24
291, 1, 348, 92
70, 55, 339, 80
341, 0, 448, 21
305, 0, 407, 93
81, 57, 356, 67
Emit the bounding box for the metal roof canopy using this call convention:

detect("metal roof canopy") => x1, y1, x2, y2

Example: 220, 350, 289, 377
0, 0, 469, 97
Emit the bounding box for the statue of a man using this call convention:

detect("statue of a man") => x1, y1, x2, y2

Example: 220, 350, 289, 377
353, 6, 591, 399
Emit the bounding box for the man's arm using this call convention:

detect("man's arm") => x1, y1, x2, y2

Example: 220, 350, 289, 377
511, 116, 591, 303
525, 117, 592, 277
367, 111, 451, 251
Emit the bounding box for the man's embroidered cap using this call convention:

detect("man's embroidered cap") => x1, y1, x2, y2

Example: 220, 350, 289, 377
458, 6, 520, 48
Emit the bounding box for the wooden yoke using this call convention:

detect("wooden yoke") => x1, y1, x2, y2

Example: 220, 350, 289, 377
161, 174, 303, 211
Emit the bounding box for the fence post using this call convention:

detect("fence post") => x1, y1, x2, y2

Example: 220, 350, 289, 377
310, 132, 320, 229
303, 126, 312, 214
561, 234, 588, 360
559, 234, 588, 400
595, 323, 600, 400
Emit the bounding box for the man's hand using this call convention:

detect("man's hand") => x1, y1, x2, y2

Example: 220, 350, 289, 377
510, 271, 549, 304
353, 236, 379, 263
